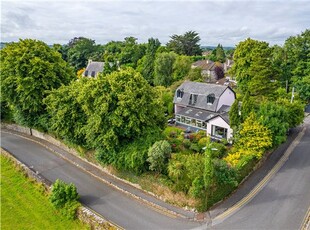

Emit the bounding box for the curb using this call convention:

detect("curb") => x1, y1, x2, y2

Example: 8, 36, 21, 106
0, 148, 121, 230
1, 128, 190, 220
211, 126, 307, 225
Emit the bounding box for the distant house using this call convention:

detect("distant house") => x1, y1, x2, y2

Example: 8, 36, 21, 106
223, 59, 234, 72
83, 60, 104, 77
173, 81, 236, 142
191, 60, 224, 82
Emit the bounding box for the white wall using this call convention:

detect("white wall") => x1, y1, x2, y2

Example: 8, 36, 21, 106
206, 116, 233, 142
216, 88, 235, 111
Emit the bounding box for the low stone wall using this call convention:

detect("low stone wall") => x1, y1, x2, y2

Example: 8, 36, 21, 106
1, 148, 118, 230
1, 123, 32, 135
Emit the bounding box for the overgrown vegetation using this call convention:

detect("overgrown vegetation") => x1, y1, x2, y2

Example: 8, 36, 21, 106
1, 30, 308, 213
0, 154, 88, 229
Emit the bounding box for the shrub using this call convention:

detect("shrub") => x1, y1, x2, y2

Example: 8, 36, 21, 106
147, 140, 172, 173
50, 179, 79, 209
213, 159, 238, 187
189, 143, 201, 153
183, 139, 191, 149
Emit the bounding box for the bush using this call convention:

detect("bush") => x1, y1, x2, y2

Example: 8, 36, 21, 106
50, 179, 79, 209
147, 140, 172, 173
60, 201, 80, 220
189, 143, 201, 153
183, 139, 191, 149
213, 159, 238, 187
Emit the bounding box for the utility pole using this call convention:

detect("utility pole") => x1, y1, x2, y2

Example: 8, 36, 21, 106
290, 87, 295, 103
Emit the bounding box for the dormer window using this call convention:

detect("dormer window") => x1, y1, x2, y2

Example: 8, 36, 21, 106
207, 93, 215, 104
84, 70, 88, 76
91, 71, 96, 77
189, 94, 198, 105
177, 88, 184, 98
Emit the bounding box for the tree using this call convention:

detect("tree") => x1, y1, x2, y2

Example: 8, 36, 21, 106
167, 31, 202, 56
154, 52, 176, 86
240, 93, 255, 122
0, 39, 74, 129
230, 38, 279, 98
173, 55, 192, 81
78, 68, 166, 152
147, 140, 171, 173
44, 79, 88, 146
118, 37, 146, 68
257, 101, 289, 147
187, 67, 203, 81
67, 37, 103, 71
215, 44, 226, 62
229, 99, 241, 129
214, 64, 225, 80
236, 112, 272, 158
141, 38, 161, 84
50, 179, 79, 209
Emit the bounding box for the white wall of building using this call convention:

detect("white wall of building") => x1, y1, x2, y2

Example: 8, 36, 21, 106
216, 88, 235, 111
206, 116, 233, 142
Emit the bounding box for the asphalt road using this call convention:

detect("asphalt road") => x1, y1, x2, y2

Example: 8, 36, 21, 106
211, 117, 310, 230
1, 131, 202, 230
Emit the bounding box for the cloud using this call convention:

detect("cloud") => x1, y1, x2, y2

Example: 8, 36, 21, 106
1, 0, 309, 46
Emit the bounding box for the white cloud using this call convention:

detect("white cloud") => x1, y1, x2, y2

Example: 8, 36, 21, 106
1, 0, 309, 46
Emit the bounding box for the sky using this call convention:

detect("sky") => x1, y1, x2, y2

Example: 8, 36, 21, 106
1, 0, 309, 47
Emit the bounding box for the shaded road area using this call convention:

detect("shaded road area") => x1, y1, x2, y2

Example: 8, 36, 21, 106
210, 117, 310, 229
1, 131, 202, 230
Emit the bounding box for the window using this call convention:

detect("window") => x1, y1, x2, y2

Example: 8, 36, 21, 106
207, 94, 215, 104
84, 70, 88, 76
189, 94, 198, 105
211, 125, 227, 139
177, 89, 184, 98
91, 71, 96, 77
176, 115, 181, 122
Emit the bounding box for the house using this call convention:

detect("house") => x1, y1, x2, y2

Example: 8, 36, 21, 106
223, 59, 234, 72
191, 60, 224, 82
173, 81, 236, 142
83, 60, 104, 77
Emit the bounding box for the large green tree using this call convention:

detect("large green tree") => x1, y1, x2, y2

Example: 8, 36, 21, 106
230, 38, 279, 98
140, 38, 161, 84
154, 52, 177, 87
0, 39, 74, 129
77, 68, 165, 152
173, 55, 192, 81
215, 44, 226, 62
167, 31, 202, 56
66, 37, 103, 72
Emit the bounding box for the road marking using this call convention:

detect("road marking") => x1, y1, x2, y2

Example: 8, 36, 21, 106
212, 126, 306, 225
300, 206, 310, 230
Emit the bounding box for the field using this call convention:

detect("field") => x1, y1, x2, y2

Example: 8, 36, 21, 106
0, 154, 89, 230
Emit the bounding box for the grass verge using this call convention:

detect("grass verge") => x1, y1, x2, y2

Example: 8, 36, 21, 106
0, 154, 89, 230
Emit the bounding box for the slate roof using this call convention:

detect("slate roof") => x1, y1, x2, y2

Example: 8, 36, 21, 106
192, 60, 224, 71
206, 112, 230, 125
83, 61, 104, 77
173, 81, 230, 112
177, 107, 217, 121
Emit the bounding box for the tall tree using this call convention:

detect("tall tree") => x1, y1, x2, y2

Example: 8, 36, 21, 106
173, 55, 192, 81
215, 44, 226, 62
154, 52, 177, 87
229, 99, 240, 129
141, 38, 161, 84
67, 37, 102, 72
0, 39, 74, 129
167, 31, 202, 56
230, 38, 279, 98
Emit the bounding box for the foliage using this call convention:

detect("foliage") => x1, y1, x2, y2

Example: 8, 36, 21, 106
229, 99, 241, 129
173, 55, 192, 81
147, 140, 172, 173
1, 155, 88, 229
213, 159, 238, 187
257, 101, 289, 147
44, 79, 88, 146
49, 179, 79, 209
141, 38, 161, 84
0, 39, 74, 129
241, 93, 255, 122
77, 68, 165, 152
167, 31, 202, 56
214, 64, 225, 80
66, 37, 103, 71
235, 112, 272, 159
215, 44, 226, 62
155, 86, 174, 115
294, 75, 310, 103
187, 67, 203, 81
154, 52, 177, 87
230, 38, 279, 98
277, 98, 305, 128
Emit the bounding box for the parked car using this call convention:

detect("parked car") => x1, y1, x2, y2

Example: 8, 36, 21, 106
167, 118, 176, 124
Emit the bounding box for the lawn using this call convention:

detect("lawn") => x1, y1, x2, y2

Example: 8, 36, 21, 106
0, 154, 89, 230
